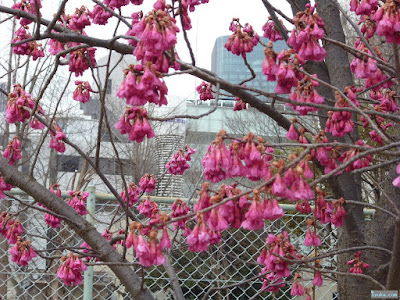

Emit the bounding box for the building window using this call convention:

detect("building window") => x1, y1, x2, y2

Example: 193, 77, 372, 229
106, 79, 112, 95
57, 155, 79, 172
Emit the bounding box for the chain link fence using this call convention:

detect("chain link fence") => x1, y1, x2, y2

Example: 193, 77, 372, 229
0, 189, 343, 300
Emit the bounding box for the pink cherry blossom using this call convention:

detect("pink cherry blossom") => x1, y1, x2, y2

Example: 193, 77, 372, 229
57, 253, 87, 285
196, 82, 213, 101
73, 81, 92, 103
88, 5, 112, 25
262, 18, 285, 41
139, 174, 156, 193
10, 237, 37, 266
3, 137, 22, 165
120, 182, 140, 207
225, 20, 260, 58
287, 3, 326, 61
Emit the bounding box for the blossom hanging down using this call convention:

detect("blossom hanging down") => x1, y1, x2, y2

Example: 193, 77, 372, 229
88, 5, 113, 25
225, 19, 260, 57
196, 82, 213, 101
262, 18, 285, 42
67, 191, 89, 216
120, 182, 140, 207
287, 74, 324, 115
11, 0, 42, 26
10, 237, 37, 266
116, 63, 168, 107
347, 251, 369, 274
49, 123, 66, 153
3, 137, 22, 165
288, 3, 326, 61
114, 106, 155, 143
69, 47, 96, 77
73, 81, 92, 103
6, 84, 34, 124
139, 174, 156, 193
11, 26, 44, 60
166, 146, 196, 175
130, 9, 180, 65
57, 253, 87, 285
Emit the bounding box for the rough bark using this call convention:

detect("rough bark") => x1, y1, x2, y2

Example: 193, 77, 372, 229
317, 1, 374, 298
0, 157, 154, 300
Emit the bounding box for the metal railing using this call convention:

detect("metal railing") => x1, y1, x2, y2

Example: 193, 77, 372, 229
0, 188, 373, 300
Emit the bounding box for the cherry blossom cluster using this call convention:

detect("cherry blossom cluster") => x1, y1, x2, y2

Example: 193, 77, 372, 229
241, 189, 284, 230
11, 26, 44, 60
171, 198, 191, 230
0, 212, 36, 266
30, 105, 45, 130
314, 191, 346, 227
203, 131, 274, 182
291, 273, 305, 296
310, 130, 341, 175
339, 140, 372, 172
275, 49, 304, 94
269, 158, 314, 201
117, 63, 168, 106
120, 182, 140, 207
257, 232, 301, 292
185, 0, 209, 12
49, 122, 66, 153
6, 84, 34, 124
0, 212, 24, 244
10, 236, 37, 266
165, 146, 196, 175
81, 229, 116, 260
57, 253, 87, 285
325, 90, 356, 138
66, 6, 91, 31
139, 173, 156, 193
73, 81, 92, 103
373, 0, 400, 44
364, 89, 397, 145
233, 93, 247, 111
225, 19, 260, 58
130, 9, 179, 66
186, 212, 221, 252
286, 118, 299, 141
114, 106, 155, 143
288, 74, 324, 115
138, 197, 159, 218
88, 5, 113, 25
40, 184, 63, 228
126, 219, 170, 267
0, 173, 13, 199
347, 251, 370, 273
196, 82, 213, 101
12, 0, 42, 26
3, 137, 22, 165
350, 0, 379, 16
68, 47, 96, 77
103, 0, 129, 9
304, 218, 321, 247
288, 3, 326, 61
262, 42, 279, 82
262, 18, 284, 42
350, 39, 391, 90
67, 191, 89, 216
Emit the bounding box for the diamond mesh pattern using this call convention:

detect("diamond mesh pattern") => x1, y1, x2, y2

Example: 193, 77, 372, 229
0, 193, 338, 299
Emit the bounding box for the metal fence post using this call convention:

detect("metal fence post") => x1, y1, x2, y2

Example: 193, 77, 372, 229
84, 186, 96, 300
